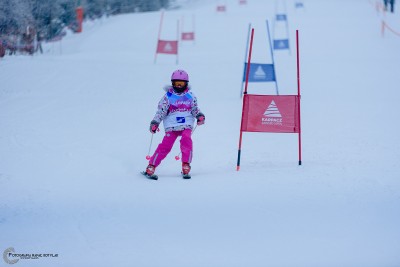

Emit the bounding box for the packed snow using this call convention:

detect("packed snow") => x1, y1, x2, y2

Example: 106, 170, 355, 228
1, 0, 400, 266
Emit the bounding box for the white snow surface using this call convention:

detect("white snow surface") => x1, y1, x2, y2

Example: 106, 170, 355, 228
1, 0, 400, 266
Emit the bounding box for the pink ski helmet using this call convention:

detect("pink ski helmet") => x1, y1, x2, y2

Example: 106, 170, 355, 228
171, 69, 189, 82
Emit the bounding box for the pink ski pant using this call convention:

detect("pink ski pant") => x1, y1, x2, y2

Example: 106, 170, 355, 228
149, 129, 193, 167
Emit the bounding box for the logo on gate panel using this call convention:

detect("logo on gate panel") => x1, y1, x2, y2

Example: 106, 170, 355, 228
164, 42, 173, 52
253, 66, 266, 80
176, 117, 185, 123
262, 100, 283, 125
277, 41, 286, 48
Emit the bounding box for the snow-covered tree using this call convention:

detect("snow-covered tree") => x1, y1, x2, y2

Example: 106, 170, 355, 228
0, 0, 171, 38
0, 0, 33, 34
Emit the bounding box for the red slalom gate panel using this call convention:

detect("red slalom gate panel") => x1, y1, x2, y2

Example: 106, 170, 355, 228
181, 32, 195, 41
242, 94, 300, 133
156, 40, 178, 54
216, 5, 226, 12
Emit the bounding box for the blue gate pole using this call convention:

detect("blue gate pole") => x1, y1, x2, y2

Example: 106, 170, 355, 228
266, 20, 279, 95
285, 15, 291, 55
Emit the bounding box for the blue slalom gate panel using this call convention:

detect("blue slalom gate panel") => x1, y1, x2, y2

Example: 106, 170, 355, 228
243, 63, 276, 82
273, 39, 289, 50
275, 14, 287, 21
295, 2, 304, 8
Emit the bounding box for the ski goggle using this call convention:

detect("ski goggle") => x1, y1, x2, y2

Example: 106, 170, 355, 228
172, 80, 187, 87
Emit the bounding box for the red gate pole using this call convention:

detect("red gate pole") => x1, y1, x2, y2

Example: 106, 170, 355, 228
154, 11, 164, 64
192, 14, 196, 36
181, 15, 184, 34
176, 20, 179, 64
237, 28, 254, 171
296, 30, 302, 165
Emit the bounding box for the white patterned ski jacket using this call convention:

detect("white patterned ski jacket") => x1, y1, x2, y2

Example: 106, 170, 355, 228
152, 86, 202, 132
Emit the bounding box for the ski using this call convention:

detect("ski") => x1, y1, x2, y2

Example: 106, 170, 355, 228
182, 173, 191, 179
141, 171, 158, 180
141, 171, 191, 180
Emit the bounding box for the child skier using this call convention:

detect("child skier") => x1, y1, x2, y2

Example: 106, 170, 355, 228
143, 69, 205, 179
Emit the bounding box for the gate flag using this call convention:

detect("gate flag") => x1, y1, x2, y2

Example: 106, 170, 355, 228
273, 12, 290, 53
273, 39, 289, 50
216, 5, 226, 12
181, 32, 195, 41
240, 21, 279, 96
236, 28, 303, 170
243, 63, 276, 82
242, 95, 300, 133
181, 15, 196, 42
295, 2, 304, 8
276, 14, 287, 21
156, 40, 178, 54
154, 11, 179, 64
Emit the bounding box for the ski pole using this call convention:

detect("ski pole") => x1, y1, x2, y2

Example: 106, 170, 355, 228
145, 127, 160, 160
175, 125, 197, 160
146, 133, 154, 160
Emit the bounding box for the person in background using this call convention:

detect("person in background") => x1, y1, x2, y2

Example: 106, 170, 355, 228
36, 31, 44, 54
384, 0, 395, 12
0, 41, 5, 58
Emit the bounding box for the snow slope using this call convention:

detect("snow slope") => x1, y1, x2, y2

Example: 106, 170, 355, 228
1, 0, 400, 266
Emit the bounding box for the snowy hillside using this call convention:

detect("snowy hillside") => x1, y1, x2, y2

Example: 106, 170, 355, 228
1, 0, 400, 266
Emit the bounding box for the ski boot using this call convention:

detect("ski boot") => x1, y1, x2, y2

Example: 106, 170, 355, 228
182, 162, 191, 179
141, 164, 158, 180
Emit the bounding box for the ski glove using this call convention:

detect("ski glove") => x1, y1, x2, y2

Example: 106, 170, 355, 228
196, 113, 205, 125
149, 120, 159, 133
